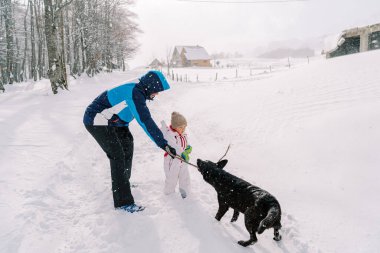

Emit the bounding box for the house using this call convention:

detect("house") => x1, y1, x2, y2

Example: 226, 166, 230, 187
326, 23, 380, 58
171, 46, 212, 67
149, 59, 163, 69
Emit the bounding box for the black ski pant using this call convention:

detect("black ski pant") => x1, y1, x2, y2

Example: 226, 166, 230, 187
85, 125, 134, 208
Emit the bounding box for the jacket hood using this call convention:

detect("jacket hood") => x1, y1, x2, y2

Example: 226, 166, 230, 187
137, 71, 170, 99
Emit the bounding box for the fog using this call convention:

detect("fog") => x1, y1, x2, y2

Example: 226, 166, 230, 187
129, 0, 380, 67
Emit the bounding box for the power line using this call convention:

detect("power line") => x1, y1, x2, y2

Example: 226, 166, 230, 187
177, 0, 308, 3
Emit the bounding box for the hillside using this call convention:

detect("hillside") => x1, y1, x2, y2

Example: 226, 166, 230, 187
1, 50, 380, 253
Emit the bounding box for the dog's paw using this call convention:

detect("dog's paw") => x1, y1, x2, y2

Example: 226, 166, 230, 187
238, 241, 249, 247
215, 215, 222, 221
238, 240, 256, 247
273, 235, 282, 241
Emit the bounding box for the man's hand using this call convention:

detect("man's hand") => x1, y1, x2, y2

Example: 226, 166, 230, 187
165, 145, 177, 158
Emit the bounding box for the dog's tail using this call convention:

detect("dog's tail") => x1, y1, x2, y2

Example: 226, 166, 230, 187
257, 205, 281, 234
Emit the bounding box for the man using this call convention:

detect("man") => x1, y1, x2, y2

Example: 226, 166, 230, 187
83, 70, 177, 213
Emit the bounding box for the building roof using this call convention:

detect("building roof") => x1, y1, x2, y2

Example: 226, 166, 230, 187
342, 23, 380, 36
149, 58, 162, 67
175, 46, 211, 60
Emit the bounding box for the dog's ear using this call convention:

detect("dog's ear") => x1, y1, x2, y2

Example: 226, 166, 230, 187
216, 159, 228, 169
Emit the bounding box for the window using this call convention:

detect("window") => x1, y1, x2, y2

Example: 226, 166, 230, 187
369, 31, 380, 50
329, 36, 360, 58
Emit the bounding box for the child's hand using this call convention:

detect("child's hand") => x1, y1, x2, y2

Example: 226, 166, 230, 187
181, 145, 192, 162
181, 152, 190, 162
184, 145, 192, 154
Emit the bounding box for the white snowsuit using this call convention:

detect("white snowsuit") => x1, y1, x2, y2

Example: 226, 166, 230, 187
160, 121, 190, 198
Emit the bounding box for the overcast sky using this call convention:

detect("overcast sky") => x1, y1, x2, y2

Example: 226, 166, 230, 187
128, 0, 380, 67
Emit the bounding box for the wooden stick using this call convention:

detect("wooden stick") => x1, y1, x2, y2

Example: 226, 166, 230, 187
165, 146, 199, 169
174, 155, 199, 169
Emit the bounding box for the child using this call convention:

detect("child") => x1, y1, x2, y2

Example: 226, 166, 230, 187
161, 112, 192, 198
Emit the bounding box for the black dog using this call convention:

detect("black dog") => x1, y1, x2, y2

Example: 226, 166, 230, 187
196, 159, 282, 247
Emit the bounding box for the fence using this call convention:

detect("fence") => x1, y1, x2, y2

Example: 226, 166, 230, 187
153, 57, 313, 83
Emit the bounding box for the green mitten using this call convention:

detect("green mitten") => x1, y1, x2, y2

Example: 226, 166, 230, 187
184, 145, 192, 154
181, 145, 192, 162
181, 152, 189, 162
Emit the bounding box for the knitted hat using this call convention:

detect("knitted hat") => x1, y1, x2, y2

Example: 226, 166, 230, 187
171, 112, 187, 128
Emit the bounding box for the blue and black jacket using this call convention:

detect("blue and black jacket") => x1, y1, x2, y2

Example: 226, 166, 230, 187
83, 71, 170, 149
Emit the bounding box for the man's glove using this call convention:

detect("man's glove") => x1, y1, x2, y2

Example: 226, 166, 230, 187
165, 145, 176, 158
181, 145, 192, 162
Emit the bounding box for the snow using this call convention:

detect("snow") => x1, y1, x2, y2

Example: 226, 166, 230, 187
164, 56, 319, 82
323, 33, 342, 53
1, 50, 380, 253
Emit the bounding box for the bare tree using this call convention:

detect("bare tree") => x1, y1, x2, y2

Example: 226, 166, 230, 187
3, 0, 16, 84
0, 0, 139, 94
29, 0, 37, 81
0, 65, 4, 91
43, 0, 67, 93
166, 46, 172, 75
35, 0, 45, 79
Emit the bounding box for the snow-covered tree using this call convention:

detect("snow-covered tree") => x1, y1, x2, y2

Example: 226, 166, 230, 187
0, 0, 139, 94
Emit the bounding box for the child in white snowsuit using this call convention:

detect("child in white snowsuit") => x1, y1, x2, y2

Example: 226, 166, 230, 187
161, 112, 192, 198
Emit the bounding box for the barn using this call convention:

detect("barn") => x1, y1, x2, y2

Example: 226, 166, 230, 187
171, 46, 212, 67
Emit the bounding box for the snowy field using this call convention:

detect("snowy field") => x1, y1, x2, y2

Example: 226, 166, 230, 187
1, 51, 380, 253
156, 57, 317, 83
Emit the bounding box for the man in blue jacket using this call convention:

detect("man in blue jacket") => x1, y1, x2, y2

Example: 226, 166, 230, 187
83, 70, 177, 213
